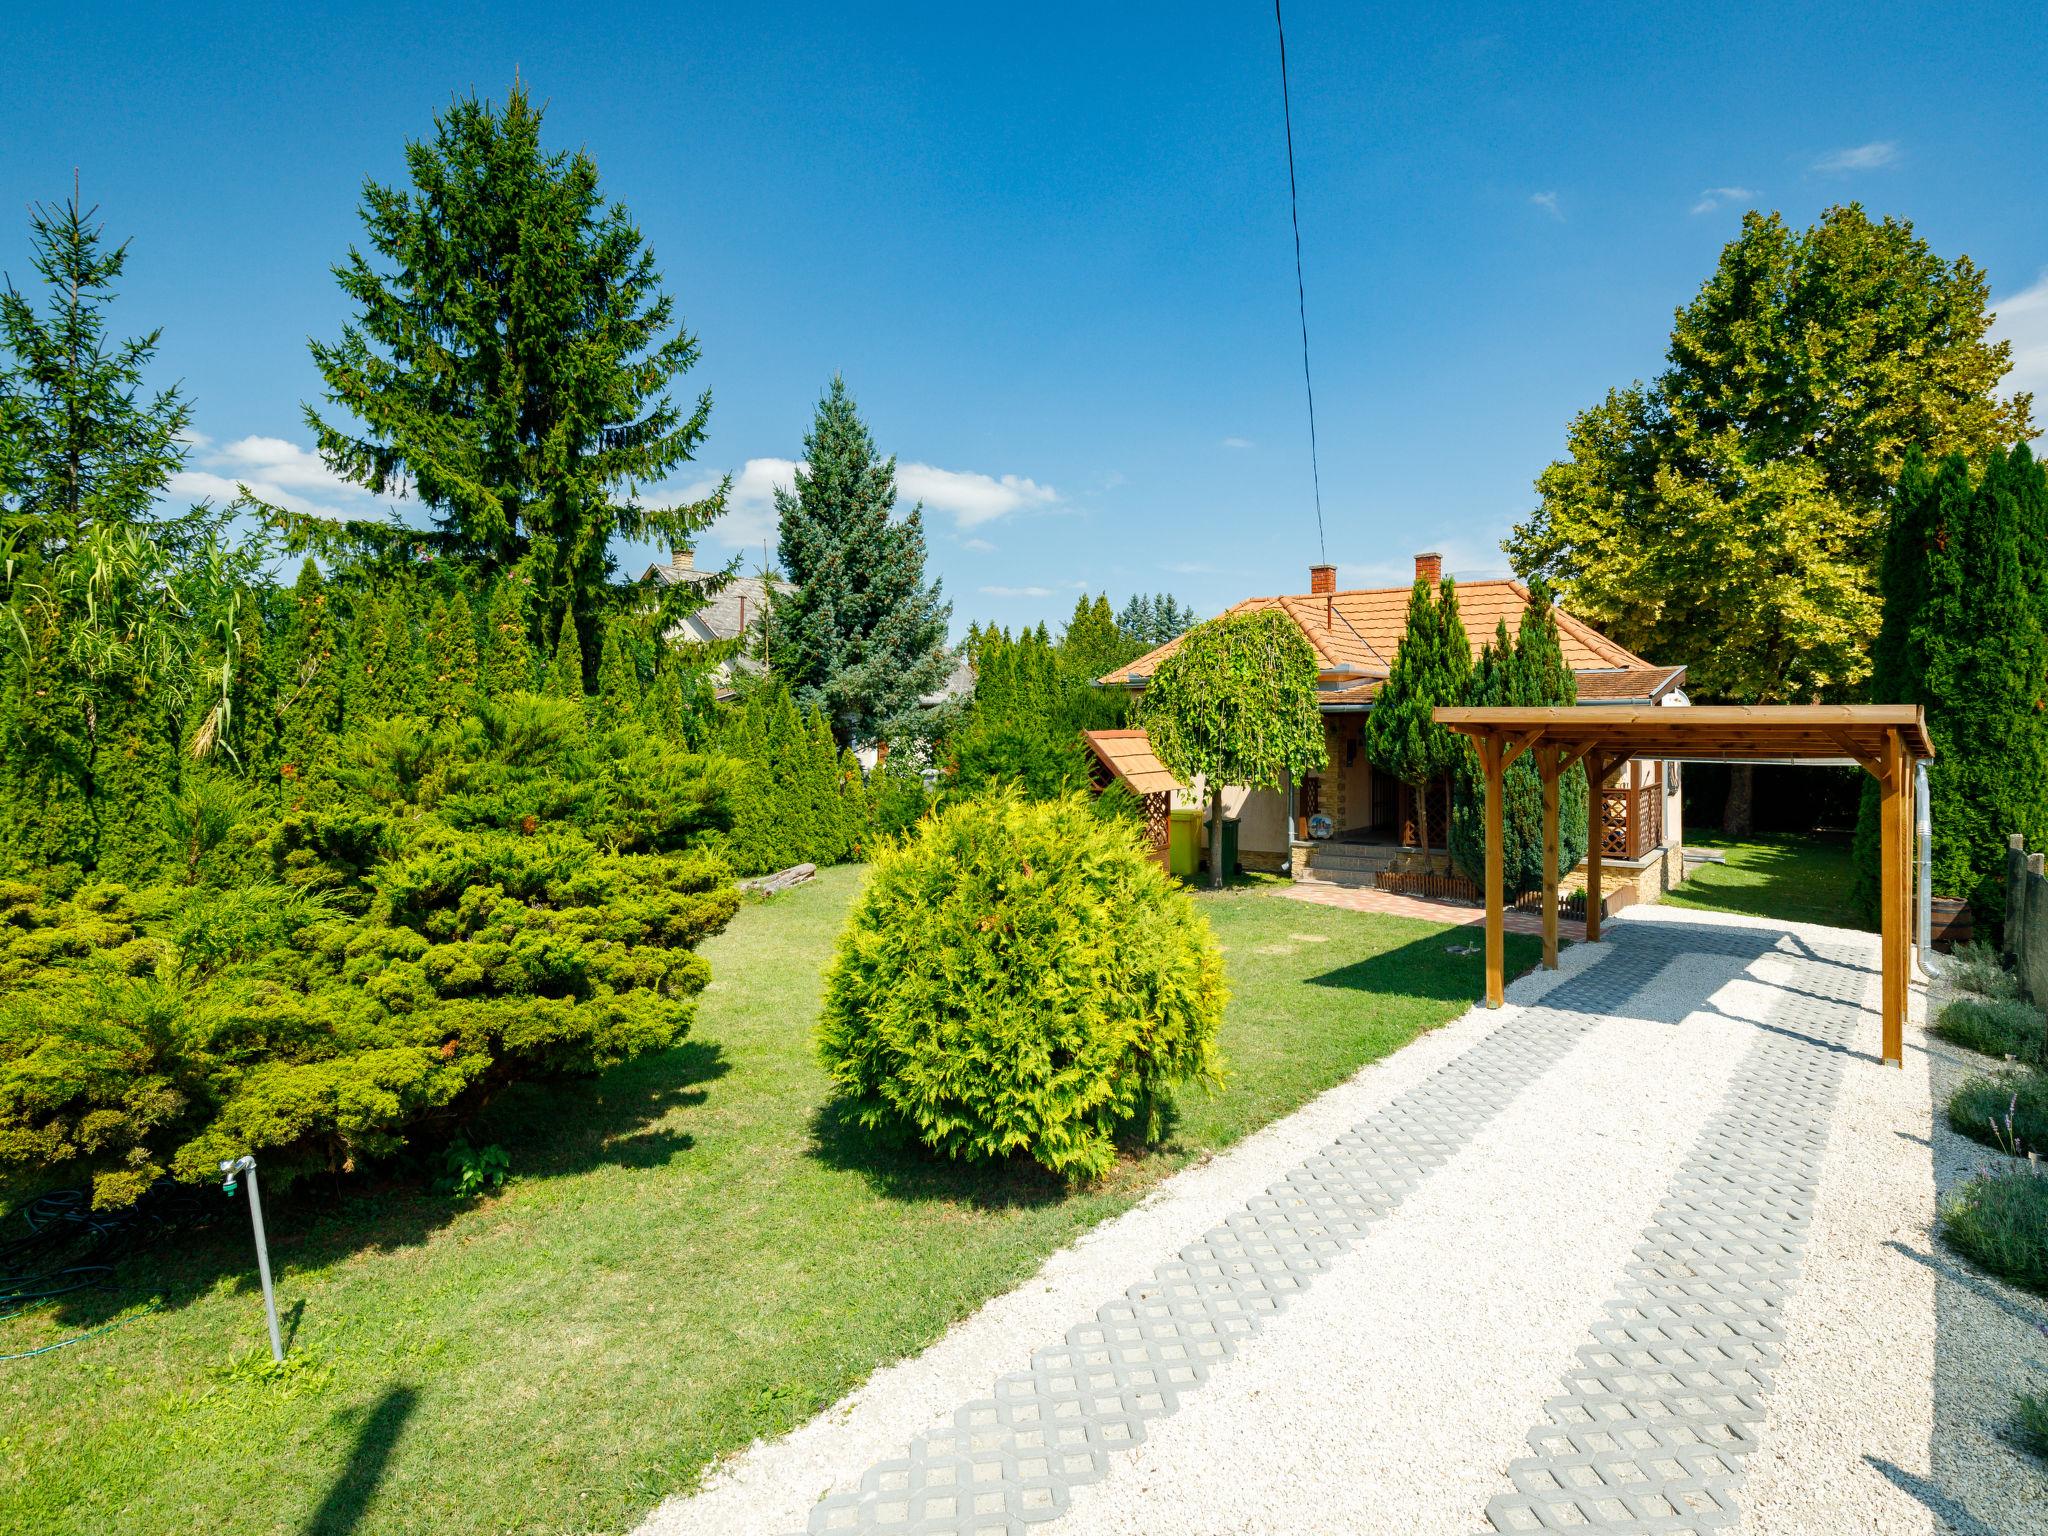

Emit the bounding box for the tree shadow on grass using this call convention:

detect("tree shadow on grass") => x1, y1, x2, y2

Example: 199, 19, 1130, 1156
5, 1039, 731, 1333
805, 1098, 1070, 1212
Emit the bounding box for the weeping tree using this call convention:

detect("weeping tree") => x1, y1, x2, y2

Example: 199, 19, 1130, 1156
1141, 609, 1327, 888
1363, 575, 1471, 871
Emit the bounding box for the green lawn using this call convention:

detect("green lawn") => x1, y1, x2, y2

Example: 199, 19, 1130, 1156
1658, 830, 1870, 930
0, 868, 1535, 1536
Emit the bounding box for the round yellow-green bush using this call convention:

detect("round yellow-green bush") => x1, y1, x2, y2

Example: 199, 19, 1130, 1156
818, 790, 1225, 1179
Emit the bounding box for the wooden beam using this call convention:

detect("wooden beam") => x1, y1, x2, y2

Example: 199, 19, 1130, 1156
1538, 746, 1560, 970
1823, 728, 1891, 787
1500, 726, 1546, 775
1878, 731, 1904, 1066
1584, 751, 1604, 943
1557, 740, 1601, 777
1483, 735, 1505, 1007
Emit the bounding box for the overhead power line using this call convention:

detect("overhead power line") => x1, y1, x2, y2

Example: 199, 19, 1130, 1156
1273, 0, 1326, 564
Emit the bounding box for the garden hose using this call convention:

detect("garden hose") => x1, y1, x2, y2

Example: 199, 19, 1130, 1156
0, 1182, 209, 1360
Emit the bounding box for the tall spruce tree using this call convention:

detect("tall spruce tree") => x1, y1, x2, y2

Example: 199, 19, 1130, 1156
1852, 447, 2048, 919
768, 376, 951, 747
0, 192, 221, 874
302, 83, 723, 662
1363, 576, 1472, 872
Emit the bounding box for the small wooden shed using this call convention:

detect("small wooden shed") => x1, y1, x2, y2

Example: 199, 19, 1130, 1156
1083, 728, 1184, 870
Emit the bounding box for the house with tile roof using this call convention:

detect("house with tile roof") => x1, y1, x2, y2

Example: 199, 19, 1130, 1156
1097, 553, 1690, 901
639, 549, 793, 695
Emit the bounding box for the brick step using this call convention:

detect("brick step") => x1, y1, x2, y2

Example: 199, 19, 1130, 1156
1293, 868, 1380, 890
1303, 847, 1405, 872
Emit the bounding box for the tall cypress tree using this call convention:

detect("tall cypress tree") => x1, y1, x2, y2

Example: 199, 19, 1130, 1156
544, 608, 585, 699
1364, 576, 1472, 872
479, 576, 538, 695
768, 376, 951, 747
303, 84, 722, 655
593, 617, 640, 728
278, 560, 344, 792
1058, 593, 1139, 681
427, 590, 479, 721
1854, 447, 2048, 919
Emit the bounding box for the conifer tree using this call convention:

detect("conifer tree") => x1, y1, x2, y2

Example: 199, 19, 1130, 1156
769, 376, 951, 747
303, 84, 723, 649
593, 618, 641, 728
0, 191, 219, 872
479, 576, 538, 695
278, 560, 344, 791
1059, 593, 1139, 681
1852, 447, 2048, 918
427, 590, 479, 721
1363, 576, 1472, 872
544, 609, 585, 699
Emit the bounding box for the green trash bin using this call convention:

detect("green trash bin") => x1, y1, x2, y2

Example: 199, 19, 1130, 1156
1167, 809, 1202, 879
1220, 816, 1240, 877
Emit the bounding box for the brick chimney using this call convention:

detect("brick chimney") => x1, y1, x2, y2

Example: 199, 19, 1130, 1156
1309, 563, 1337, 595
1415, 551, 1442, 584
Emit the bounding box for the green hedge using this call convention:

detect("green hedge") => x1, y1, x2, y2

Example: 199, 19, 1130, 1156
817, 790, 1225, 1179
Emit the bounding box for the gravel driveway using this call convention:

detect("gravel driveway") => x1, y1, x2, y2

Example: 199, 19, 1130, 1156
638, 905, 2045, 1535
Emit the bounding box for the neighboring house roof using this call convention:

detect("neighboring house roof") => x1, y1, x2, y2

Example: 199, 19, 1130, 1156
1098, 569, 1667, 705
1083, 728, 1186, 796
1572, 665, 1689, 703
640, 551, 794, 644
921, 656, 976, 708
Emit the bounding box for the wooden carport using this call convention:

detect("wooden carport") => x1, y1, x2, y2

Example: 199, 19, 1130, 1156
1432, 705, 1935, 1065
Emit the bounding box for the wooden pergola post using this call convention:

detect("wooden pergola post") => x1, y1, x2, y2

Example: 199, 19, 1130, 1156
1481, 735, 1505, 1007
1877, 730, 1904, 1065
1538, 746, 1561, 970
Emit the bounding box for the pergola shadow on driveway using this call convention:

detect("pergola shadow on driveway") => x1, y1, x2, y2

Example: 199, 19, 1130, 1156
1436, 703, 1932, 1064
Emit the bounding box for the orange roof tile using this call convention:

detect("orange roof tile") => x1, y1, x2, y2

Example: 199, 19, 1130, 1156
1099, 578, 1658, 690
1082, 728, 1186, 796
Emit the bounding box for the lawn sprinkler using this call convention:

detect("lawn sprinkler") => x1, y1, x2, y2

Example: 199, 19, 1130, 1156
219, 1154, 284, 1363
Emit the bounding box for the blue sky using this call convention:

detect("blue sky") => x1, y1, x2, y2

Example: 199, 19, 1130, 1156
6, 2, 2045, 635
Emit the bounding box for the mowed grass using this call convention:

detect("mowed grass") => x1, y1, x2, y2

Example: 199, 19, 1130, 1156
0, 867, 1535, 1536
1658, 831, 1870, 930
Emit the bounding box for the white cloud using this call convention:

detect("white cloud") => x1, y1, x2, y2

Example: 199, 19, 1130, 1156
1813, 141, 1899, 173
1993, 271, 2048, 415
1529, 191, 1563, 221
897, 463, 1059, 528
980, 584, 1053, 598
1220, 436, 1254, 450
669, 456, 802, 551
962, 537, 997, 553
167, 432, 395, 520
674, 456, 1059, 549
1690, 185, 1756, 215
